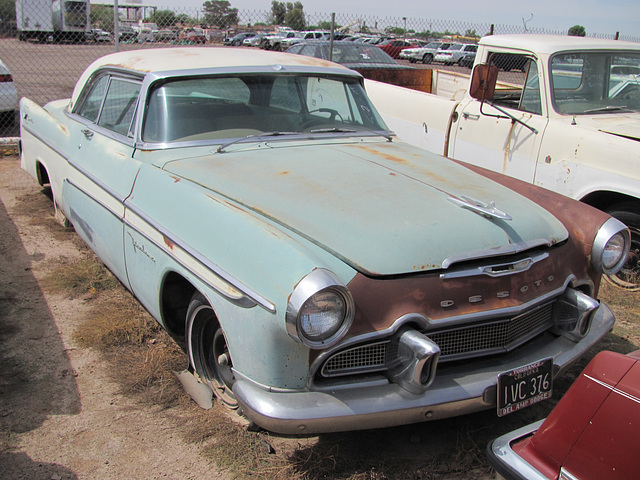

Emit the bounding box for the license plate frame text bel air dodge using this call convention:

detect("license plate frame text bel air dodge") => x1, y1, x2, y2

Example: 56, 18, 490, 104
497, 358, 553, 417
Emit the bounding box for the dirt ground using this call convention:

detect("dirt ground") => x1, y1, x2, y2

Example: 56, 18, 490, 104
1, 151, 639, 480
0, 155, 224, 480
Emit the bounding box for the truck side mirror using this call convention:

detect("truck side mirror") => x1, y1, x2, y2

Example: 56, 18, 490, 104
469, 64, 498, 101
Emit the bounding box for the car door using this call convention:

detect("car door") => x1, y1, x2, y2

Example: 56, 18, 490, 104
450, 55, 549, 183
62, 72, 143, 287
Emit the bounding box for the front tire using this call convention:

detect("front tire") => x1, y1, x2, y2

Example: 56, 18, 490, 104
604, 204, 640, 291
422, 53, 433, 64
186, 292, 238, 408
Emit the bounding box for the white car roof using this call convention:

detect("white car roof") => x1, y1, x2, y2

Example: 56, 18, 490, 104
71, 47, 349, 107
480, 34, 640, 55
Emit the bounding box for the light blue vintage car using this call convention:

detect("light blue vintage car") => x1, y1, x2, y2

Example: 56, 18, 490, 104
19, 48, 630, 434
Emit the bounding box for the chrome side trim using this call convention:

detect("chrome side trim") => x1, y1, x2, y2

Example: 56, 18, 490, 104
442, 238, 554, 269
487, 420, 547, 480
22, 124, 73, 165
124, 204, 276, 313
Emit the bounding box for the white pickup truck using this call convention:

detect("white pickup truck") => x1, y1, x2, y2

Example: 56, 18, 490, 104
367, 34, 640, 288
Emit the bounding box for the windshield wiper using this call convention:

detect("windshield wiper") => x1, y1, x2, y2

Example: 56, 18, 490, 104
583, 105, 629, 114
310, 127, 393, 142
216, 131, 298, 153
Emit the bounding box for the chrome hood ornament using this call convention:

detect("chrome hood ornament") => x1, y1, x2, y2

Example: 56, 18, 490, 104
448, 195, 513, 221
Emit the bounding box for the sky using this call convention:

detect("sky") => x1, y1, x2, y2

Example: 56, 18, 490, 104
145, 0, 640, 39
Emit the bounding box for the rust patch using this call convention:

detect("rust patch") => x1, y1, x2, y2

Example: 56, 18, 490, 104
58, 124, 68, 135
347, 143, 410, 165
163, 235, 175, 250
279, 170, 290, 176
169, 175, 181, 183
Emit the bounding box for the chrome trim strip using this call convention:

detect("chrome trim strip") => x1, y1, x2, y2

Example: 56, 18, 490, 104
65, 179, 122, 221
584, 373, 640, 405
440, 251, 549, 279
22, 124, 72, 164
442, 238, 554, 269
487, 420, 548, 480
124, 202, 276, 313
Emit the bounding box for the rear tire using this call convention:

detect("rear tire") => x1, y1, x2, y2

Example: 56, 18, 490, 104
422, 53, 433, 64
186, 292, 238, 408
604, 204, 640, 291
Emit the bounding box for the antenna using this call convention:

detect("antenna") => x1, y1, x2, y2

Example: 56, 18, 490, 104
522, 13, 533, 32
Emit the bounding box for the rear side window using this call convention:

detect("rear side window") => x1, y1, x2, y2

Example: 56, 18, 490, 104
75, 73, 142, 137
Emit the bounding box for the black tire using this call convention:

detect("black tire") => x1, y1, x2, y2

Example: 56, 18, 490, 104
186, 292, 237, 407
604, 204, 640, 291
422, 53, 433, 64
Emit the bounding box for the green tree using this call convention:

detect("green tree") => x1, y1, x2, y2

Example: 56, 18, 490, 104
202, 0, 238, 29
147, 9, 178, 29
271, 1, 286, 25
568, 25, 586, 36
90, 5, 114, 31
464, 29, 478, 38
285, 2, 305, 30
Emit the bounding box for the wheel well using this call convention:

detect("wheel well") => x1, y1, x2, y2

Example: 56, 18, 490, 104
580, 191, 640, 212
36, 161, 50, 186
160, 272, 197, 344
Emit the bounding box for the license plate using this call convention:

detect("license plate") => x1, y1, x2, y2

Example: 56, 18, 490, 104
497, 358, 553, 417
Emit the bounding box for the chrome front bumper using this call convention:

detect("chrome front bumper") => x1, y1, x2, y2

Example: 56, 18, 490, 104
233, 303, 614, 435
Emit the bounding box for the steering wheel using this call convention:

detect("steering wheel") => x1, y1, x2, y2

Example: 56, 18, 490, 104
302, 108, 344, 129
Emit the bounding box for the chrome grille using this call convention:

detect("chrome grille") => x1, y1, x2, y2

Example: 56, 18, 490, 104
320, 302, 555, 378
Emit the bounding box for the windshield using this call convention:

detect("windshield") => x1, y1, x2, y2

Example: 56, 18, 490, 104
142, 74, 388, 144
550, 51, 640, 114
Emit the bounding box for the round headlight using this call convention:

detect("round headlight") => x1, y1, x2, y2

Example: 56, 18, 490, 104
299, 289, 347, 341
592, 217, 631, 275
286, 269, 354, 349
602, 232, 627, 270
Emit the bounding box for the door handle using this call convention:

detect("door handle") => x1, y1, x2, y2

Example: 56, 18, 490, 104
81, 129, 94, 140
462, 112, 480, 120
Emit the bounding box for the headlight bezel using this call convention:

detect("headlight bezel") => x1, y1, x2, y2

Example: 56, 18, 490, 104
592, 217, 631, 275
286, 269, 354, 349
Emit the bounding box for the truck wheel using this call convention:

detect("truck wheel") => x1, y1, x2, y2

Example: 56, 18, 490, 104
604, 205, 640, 291
422, 54, 433, 64
186, 292, 238, 408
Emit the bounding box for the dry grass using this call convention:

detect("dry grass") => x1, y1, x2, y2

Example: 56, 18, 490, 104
42, 258, 119, 298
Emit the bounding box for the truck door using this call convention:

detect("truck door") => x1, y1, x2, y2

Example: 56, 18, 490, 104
450, 55, 549, 183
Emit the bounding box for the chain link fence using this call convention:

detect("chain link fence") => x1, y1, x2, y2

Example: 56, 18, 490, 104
1, 3, 639, 138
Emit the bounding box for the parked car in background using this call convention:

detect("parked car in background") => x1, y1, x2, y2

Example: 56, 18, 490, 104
136, 27, 154, 43
18, 47, 629, 435
278, 31, 328, 51
225, 32, 255, 46
433, 43, 478, 65
286, 41, 412, 70
185, 30, 206, 44
399, 41, 451, 63
87, 28, 112, 43
488, 350, 640, 480
155, 29, 176, 43
259, 30, 297, 50
377, 39, 418, 58
458, 52, 476, 68
118, 27, 137, 42
243, 33, 269, 47
0, 57, 18, 124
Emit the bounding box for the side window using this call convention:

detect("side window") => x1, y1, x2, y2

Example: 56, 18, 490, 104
76, 75, 109, 122
97, 79, 141, 136
490, 53, 540, 113
519, 61, 542, 115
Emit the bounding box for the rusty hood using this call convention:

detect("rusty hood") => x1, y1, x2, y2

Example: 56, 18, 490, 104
161, 139, 568, 276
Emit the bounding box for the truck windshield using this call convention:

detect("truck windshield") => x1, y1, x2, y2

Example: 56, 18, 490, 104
550, 51, 640, 114
142, 74, 389, 144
